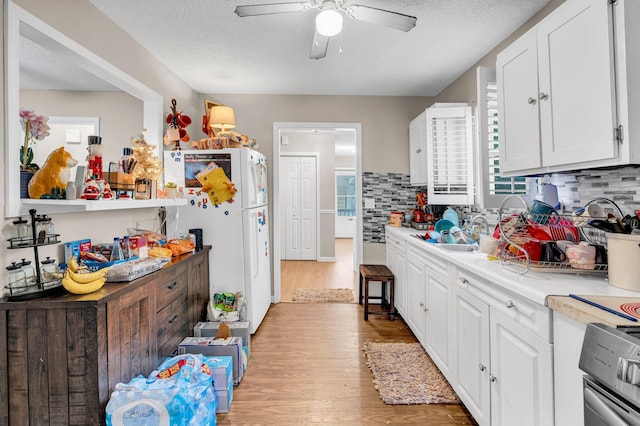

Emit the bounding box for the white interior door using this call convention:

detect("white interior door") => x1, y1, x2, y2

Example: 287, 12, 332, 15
335, 170, 356, 238
280, 156, 317, 260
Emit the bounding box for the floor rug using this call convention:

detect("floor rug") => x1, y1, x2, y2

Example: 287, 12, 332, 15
291, 288, 355, 303
363, 341, 460, 405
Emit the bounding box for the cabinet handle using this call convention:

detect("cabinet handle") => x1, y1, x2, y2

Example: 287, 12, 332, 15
419, 301, 424, 307
505, 300, 514, 309
168, 282, 177, 290
169, 315, 178, 324
479, 364, 486, 372
490, 375, 497, 382
527, 97, 537, 105
538, 92, 548, 100
460, 278, 469, 285
416, 148, 422, 154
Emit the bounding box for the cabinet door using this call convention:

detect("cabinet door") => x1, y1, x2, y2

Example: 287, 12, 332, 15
424, 265, 452, 379
406, 249, 427, 345
106, 284, 157, 392
497, 29, 541, 173
537, 0, 617, 167
489, 308, 554, 426
453, 285, 491, 426
385, 233, 406, 317
409, 111, 428, 186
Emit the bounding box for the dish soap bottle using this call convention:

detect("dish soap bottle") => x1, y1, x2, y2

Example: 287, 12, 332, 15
443, 207, 459, 226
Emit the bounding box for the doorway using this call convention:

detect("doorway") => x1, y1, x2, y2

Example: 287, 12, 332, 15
272, 122, 362, 304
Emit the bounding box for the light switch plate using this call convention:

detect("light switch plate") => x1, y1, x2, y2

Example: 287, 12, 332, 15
364, 198, 375, 209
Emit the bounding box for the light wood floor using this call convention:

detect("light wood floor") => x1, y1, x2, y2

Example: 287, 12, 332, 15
217, 239, 477, 425
280, 238, 357, 302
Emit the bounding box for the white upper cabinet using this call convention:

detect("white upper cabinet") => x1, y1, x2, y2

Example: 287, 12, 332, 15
409, 111, 428, 186
426, 104, 474, 205
498, 0, 622, 176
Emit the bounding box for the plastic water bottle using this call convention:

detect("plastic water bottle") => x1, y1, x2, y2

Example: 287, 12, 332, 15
123, 235, 133, 259
110, 237, 124, 262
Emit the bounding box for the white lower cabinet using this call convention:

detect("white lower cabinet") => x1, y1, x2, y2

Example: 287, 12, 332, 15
385, 230, 407, 317
552, 311, 586, 426
453, 284, 491, 425
406, 246, 427, 346
453, 274, 554, 426
424, 256, 454, 380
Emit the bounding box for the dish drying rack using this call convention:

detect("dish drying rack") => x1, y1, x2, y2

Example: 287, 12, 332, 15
496, 195, 621, 275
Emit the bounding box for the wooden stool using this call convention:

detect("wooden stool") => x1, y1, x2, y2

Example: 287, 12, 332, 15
359, 264, 395, 321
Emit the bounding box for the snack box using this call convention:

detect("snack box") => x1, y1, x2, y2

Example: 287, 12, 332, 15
194, 321, 251, 358
64, 238, 91, 263
179, 337, 243, 385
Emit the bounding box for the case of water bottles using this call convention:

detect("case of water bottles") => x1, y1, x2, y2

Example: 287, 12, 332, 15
105, 354, 218, 426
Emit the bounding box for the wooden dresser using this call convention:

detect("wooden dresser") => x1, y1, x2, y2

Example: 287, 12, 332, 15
0, 246, 210, 425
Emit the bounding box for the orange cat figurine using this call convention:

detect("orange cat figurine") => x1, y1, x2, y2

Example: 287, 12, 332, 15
28, 146, 78, 199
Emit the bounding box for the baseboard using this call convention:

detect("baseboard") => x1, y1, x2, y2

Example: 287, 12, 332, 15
318, 257, 337, 262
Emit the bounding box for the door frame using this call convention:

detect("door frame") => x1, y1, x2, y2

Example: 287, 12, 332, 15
272, 122, 363, 304
279, 152, 320, 261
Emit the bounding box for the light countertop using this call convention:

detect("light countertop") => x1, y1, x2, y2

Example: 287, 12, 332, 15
387, 225, 640, 324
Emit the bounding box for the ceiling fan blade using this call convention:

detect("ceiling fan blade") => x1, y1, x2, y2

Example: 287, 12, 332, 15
347, 4, 417, 32
235, 2, 311, 17
310, 31, 329, 59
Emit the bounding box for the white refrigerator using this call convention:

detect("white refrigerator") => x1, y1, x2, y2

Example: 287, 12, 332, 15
164, 148, 271, 334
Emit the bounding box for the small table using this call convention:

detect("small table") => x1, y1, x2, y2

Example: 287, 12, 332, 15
359, 264, 396, 321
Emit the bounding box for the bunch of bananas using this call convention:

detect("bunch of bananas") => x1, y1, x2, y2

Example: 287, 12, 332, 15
61, 256, 109, 294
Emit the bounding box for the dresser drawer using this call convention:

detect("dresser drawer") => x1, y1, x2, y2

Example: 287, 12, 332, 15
157, 294, 189, 358
155, 264, 188, 312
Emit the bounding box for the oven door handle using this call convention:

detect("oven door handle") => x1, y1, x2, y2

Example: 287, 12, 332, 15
584, 387, 629, 426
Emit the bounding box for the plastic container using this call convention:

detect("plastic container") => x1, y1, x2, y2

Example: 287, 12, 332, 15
389, 211, 403, 227
606, 233, 640, 291
479, 234, 500, 256
443, 207, 459, 227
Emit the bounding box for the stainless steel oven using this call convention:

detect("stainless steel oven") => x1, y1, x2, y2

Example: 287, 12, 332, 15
580, 323, 640, 425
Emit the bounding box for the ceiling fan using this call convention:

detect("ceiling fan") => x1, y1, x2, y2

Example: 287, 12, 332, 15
234, 0, 417, 59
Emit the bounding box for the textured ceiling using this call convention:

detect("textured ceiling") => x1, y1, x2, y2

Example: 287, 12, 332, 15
83, 0, 552, 96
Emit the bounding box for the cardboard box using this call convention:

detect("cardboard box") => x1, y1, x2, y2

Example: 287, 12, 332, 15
214, 379, 233, 413
179, 337, 243, 385
194, 321, 251, 357
64, 238, 91, 263
206, 356, 233, 390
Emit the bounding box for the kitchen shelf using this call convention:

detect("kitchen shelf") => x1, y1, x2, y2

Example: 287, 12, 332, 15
19, 198, 188, 215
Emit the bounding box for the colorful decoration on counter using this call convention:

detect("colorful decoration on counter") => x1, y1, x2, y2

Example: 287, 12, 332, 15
86, 135, 104, 181
130, 129, 163, 182
20, 107, 50, 171
28, 147, 78, 199
163, 98, 192, 150
81, 177, 101, 200
195, 161, 237, 205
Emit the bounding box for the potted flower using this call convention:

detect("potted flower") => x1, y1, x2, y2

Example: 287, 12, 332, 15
165, 181, 178, 199
19, 108, 50, 198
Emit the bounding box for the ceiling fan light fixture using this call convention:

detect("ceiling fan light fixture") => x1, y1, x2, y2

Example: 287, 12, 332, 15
316, 9, 343, 37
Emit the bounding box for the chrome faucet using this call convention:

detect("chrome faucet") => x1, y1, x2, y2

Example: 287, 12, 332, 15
468, 215, 490, 240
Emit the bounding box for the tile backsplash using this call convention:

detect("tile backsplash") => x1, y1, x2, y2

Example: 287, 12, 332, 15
364, 167, 640, 244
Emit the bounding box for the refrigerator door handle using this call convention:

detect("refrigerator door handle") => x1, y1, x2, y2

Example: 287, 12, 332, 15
251, 211, 260, 279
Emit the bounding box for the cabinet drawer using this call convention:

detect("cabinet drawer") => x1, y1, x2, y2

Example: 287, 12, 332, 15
155, 264, 188, 312
456, 269, 552, 341
385, 231, 406, 251
157, 294, 189, 358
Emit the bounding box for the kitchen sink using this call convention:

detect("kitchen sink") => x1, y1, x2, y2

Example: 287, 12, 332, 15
433, 244, 477, 253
